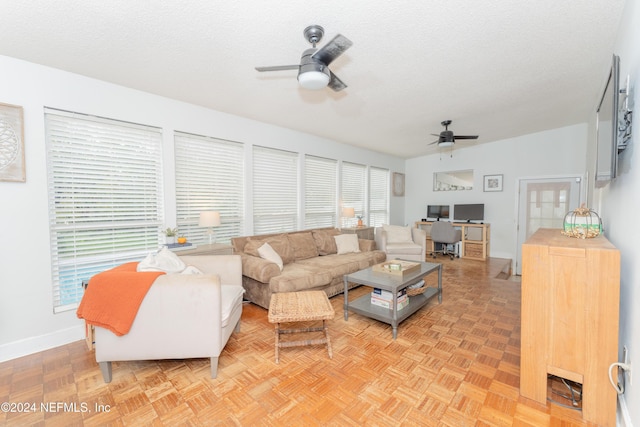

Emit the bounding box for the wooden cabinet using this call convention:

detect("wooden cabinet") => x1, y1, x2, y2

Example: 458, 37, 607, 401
415, 221, 490, 260
520, 228, 620, 426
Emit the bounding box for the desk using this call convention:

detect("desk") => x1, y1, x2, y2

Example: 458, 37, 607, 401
415, 221, 490, 260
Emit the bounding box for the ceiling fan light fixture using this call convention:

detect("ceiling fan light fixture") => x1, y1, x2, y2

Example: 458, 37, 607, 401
438, 141, 454, 148
298, 70, 330, 90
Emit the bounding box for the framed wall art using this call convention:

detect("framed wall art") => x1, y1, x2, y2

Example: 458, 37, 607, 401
392, 172, 405, 197
483, 174, 503, 192
0, 102, 25, 182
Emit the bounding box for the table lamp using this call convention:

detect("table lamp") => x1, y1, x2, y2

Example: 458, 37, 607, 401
199, 211, 221, 244
342, 207, 355, 227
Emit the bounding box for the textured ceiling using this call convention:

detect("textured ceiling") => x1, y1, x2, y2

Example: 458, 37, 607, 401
0, 1, 626, 158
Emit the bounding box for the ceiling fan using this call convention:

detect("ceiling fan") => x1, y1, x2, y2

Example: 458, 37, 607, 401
430, 120, 479, 147
255, 25, 353, 92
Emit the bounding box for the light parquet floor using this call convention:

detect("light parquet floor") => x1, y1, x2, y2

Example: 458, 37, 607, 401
0, 257, 598, 426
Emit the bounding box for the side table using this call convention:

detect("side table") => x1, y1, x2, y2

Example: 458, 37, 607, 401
169, 243, 233, 256
268, 291, 335, 363
340, 226, 374, 240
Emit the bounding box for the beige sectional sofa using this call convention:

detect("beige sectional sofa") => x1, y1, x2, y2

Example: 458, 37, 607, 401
231, 227, 386, 309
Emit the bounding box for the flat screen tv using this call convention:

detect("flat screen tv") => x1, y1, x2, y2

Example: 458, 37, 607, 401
427, 204, 450, 220
595, 54, 620, 186
454, 204, 484, 222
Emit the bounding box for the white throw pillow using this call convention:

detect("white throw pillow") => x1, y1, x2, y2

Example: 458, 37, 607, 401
258, 242, 284, 271
137, 247, 187, 273
334, 234, 361, 254
382, 224, 413, 244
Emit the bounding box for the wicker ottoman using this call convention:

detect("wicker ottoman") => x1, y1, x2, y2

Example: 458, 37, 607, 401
267, 291, 335, 364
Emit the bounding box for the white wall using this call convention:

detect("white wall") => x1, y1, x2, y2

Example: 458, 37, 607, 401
590, 0, 640, 424
0, 55, 405, 361
405, 124, 587, 261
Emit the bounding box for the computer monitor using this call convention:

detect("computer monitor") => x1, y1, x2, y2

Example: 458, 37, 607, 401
453, 204, 484, 222
427, 205, 450, 220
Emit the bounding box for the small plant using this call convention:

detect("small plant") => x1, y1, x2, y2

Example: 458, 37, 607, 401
163, 227, 178, 237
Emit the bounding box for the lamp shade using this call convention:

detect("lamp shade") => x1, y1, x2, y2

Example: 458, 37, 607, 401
342, 207, 355, 218
199, 211, 221, 227
298, 70, 330, 90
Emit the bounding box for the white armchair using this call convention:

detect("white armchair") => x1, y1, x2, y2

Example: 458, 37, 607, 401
95, 254, 243, 382
375, 225, 426, 262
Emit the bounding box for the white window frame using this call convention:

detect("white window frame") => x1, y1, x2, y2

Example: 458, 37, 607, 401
340, 161, 366, 228
45, 109, 163, 313
369, 166, 390, 227
304, 155, 338, 229
253, 146, 298, 234
174, 132, 244, 244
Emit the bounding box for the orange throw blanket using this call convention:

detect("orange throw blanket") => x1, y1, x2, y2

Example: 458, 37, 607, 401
77, 262, 165, 336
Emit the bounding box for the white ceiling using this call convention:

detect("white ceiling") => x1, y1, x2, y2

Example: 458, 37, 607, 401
0, 1, 626, 158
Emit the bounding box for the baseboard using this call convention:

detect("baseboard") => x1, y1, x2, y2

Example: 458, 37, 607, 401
617, 393, 633, 427
0, 325, 85, 363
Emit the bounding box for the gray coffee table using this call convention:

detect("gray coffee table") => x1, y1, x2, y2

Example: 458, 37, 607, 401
343, 260, 442, 339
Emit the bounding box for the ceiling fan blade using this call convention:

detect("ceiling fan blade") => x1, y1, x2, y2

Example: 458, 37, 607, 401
454, 135, 479, 140
327, 71, 347, 92
255, 65, 299, 72
312, 34, 353, 66
428, 139, 440, 145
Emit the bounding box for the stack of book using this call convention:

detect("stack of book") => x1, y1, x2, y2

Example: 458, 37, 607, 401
370, 288, 409, 310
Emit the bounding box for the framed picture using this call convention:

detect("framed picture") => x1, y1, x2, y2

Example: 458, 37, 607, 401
392, 172, 405, 197
0, 102, 26, 182
483, 174, 503, 192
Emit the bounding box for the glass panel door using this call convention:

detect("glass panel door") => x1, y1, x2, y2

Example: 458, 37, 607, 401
515, 176, 582, 275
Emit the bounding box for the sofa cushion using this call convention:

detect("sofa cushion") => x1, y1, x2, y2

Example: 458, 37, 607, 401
297, 253, 367, 277
312, 229, 339, 255
241, 254, 281, 283
288, 232, 319, 260
257, 242, 283, 271
383, 224, 414, 243
269, 263, 333, 293
385, 242, 423, 255
334, 234, 361, 254
244, 234, 295, 264
220, 285, 245, 327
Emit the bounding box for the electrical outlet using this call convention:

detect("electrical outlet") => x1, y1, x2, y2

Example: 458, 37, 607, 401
623, 346, 632, 386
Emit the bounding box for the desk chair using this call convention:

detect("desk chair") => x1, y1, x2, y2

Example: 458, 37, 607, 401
430, 221, 462, 260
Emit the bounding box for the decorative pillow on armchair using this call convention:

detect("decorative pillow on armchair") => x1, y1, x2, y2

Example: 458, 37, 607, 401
382, 224, 414, 243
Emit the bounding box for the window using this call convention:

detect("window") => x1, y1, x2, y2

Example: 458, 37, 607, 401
174, 132, 244, 243
369, 167, 389, 226
341, 162, 366, 227
45, 109, 163, 313
304, 155, 337, 228
253, 146, 298, 234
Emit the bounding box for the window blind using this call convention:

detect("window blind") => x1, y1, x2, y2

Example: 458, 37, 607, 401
369, 167, 390, 226
45, 109, 163, 313
341, 162, 366, 228
253, 146, 298, 234
304, 155, 337, 229
174, 132, 244, 243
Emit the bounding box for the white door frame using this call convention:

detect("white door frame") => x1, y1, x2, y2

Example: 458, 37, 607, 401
513, 174, 585, 275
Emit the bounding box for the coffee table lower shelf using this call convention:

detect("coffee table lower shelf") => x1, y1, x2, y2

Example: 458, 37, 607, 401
348, 288, 439, 333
